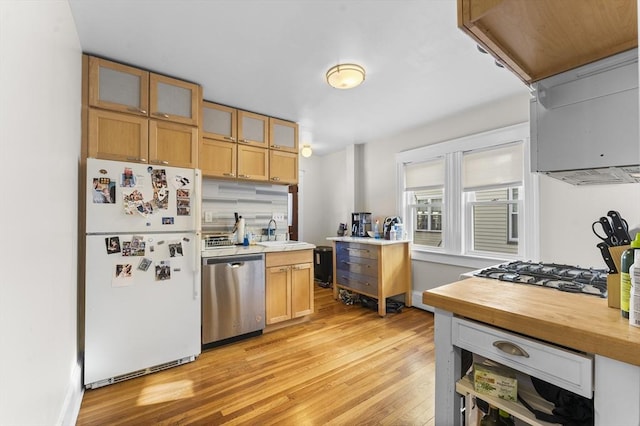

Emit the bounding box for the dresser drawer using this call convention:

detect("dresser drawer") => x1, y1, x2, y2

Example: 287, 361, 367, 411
336, 270, 378, 296
336, 242, 378, 260
336, 253, 378, 277
452, 317, 593, 398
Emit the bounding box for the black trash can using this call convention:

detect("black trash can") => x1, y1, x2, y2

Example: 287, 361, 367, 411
314, 246, 333, 285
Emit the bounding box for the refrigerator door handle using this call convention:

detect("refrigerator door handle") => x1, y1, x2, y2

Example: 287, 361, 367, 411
193, 232, 200, 300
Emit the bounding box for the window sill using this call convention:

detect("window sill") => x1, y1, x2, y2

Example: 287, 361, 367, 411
410, 246, 513, 269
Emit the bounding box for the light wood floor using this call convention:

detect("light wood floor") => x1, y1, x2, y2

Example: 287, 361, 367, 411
77, 286, 436, 425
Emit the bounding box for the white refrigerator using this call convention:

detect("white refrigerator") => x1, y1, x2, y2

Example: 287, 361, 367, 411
84, 158, 201, 389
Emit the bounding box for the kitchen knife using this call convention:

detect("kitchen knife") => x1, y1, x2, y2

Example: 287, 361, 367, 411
597, 242, 618, 274
607, 210, 631, 245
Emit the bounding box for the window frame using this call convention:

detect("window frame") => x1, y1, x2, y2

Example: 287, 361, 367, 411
396, 123, 538, 268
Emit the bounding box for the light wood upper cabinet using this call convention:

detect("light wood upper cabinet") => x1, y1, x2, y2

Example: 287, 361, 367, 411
88, 57, 149, 116
237, 144, 269, 182
238, 110, 269, 147
199, 138, 237, 178
269, 118, 298, 153
149, 120, 198, 168
150, 73, 200, 126
269, 150, 298, 185
201, 101, 237, 142
458, 0, 638, 84
88, 109, 149, 163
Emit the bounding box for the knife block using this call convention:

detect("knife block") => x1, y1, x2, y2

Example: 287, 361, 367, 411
607, 245, 630, 309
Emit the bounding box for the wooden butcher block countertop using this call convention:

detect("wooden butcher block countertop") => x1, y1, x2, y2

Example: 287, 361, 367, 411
423, 277, 640, 366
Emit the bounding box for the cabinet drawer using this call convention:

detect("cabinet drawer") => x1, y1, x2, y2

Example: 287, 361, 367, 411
336, 271, 378, 296
452, 317, 593, 398
266, 250, 313, 268
336, 242, 378, 260
336, 254, 378, 277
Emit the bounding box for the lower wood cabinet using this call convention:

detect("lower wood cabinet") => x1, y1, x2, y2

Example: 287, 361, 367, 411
265, 250, 314, 325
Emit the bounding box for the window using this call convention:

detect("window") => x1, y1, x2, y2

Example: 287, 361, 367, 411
412, 189, 443, 247
396, 123, 537, 264
404, 158, 444, 248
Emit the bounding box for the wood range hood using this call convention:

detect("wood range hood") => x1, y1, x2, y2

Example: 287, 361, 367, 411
458, 0, 638, 84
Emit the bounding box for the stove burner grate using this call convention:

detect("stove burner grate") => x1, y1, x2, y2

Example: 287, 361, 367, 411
474, 261, 608, 298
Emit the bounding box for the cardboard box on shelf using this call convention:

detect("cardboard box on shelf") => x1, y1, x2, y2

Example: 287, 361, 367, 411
473, 362, 517, 402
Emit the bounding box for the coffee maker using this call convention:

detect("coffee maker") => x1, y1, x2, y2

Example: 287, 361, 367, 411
351, 212, 372, 237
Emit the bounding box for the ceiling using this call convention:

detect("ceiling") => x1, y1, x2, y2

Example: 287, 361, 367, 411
68, 0, 528, 156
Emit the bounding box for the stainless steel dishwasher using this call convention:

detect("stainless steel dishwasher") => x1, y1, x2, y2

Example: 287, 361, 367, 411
201, 253, 265, 345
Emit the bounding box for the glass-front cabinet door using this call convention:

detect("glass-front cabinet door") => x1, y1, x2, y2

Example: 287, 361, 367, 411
150, 73, 200, 127
201, 101, 237, 142
88, 57, 149, 116
269, 118, 298, 153
238, 110, 269, 147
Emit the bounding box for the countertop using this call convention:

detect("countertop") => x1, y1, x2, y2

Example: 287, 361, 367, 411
201, 242, 316, 258
423, 277, 640, 367
327, 236, 410, 245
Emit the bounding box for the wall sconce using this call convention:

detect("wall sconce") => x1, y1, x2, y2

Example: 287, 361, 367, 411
326, 63, 365, 89
300, 144, 313, 158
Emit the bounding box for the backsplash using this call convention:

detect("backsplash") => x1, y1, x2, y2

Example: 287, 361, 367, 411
201, 178, 289, 239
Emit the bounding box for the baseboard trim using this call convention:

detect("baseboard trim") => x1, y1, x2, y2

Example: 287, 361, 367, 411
411, 290, 434, 313
58, 360, 84, 426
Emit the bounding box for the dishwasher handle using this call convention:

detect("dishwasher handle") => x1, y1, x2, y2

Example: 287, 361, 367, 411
229, 262, 244, 268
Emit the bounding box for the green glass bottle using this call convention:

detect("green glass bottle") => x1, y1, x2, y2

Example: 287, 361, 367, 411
498, 409, 515, 426
480, 405, 500, 426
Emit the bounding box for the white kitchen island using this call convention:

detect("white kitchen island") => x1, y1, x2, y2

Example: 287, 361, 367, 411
423, 277, 640, 426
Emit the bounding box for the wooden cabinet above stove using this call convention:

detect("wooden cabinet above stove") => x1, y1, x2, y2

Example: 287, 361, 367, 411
458, 0, 638, 84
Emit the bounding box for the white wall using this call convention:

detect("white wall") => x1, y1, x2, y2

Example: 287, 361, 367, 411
300, 149, 350, 247
302, 91, 640, 295
0, 2, 82, 424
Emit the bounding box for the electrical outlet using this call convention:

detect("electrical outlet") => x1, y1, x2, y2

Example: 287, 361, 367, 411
272, 213, 285, 221
204, 211, 213, 223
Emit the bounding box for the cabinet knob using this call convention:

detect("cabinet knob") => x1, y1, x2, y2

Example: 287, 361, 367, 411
239, 139, 250, 144
271, 144, 280, 149
223, 173, 235, 177
238, 174, 250, 179
153, 112, 170, 119
224, 136, 236, 142
127, 107, 147, 115
126, 157, 146, 163
271, 177, 281, 181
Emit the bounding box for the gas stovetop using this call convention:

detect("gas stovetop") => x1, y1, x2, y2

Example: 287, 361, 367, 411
474, 261, 608, 298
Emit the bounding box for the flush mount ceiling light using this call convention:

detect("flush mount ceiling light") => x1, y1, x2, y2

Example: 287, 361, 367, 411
300, 144, 313, 158
326, 63, 365, 89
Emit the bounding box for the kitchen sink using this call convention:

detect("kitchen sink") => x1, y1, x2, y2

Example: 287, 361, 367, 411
257, 240, 308, 247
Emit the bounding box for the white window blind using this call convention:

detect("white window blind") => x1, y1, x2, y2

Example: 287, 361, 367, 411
462, 143, 523, 191
404, 158, 444, 190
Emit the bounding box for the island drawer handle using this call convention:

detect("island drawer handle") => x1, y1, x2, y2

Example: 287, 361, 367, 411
492, 340, 530, 358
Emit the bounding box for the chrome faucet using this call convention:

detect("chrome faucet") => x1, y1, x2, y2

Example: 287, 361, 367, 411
267, 219, 277, 241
